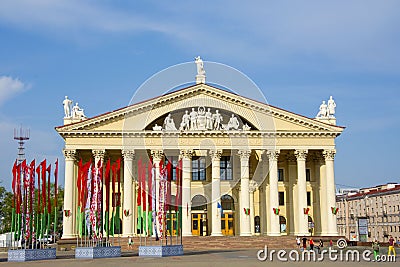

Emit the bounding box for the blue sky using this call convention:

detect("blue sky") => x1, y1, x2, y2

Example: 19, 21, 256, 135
0, 0, 399, 190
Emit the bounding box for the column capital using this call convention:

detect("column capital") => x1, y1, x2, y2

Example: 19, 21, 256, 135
209, 149, 222, 160
151, 150, 164, 161
92, 149, 106, 160
63, 149, 76, 160
180, 149, 193, 160
238, 149, 251, 160
249, 180, 259, 193
122, 149, 135, 160
323, 149, 336, 160
294, 149, 308, 160
266, 149, 280, 161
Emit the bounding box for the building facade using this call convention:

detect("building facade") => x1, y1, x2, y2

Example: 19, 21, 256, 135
57, 83, 344, 238
337, 183, 400, 242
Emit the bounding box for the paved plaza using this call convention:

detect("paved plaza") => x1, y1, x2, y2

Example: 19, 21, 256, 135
0, 248, 398, 267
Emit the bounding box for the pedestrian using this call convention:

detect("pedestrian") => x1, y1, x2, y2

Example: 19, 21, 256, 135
318, 239, 323, 253
309, 238, 314, 251
128, 236, 133, 249
302, 236, 307, 251
296, 236, 301, 249
372, 239, 380, 260
388, 235, 396, 256
329, 239, 333, 247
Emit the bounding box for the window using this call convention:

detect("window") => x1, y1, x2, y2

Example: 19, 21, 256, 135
278, 169, 284, 182
166, 156, 178, 181
307, 192, 312, 206
220, 156, 233, 180
192, 157, 206, 181
221, 194, 234, 210
279, 192, 285, 206
306, 169, 311, 181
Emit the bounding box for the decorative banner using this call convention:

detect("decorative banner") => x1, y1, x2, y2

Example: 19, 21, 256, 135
303, 207, 310, 215
243, 208, 250, 215
331, 207, 339, 215
273, 208, 280, 215
124, 209, 130, 217
64, 210, 71, 217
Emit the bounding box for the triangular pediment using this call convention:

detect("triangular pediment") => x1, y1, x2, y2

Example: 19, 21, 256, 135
56, 84, 344, 136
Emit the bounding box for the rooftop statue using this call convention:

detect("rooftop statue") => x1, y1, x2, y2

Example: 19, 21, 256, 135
195, 56, 206, 76
72, 102, 87, 120
63, 96, 73, 118
327, 96, 336, 118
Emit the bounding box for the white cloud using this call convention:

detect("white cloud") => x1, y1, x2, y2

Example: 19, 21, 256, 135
0, 76, 29, 106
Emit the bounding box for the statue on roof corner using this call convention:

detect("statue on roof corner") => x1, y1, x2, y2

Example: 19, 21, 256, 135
316, 96, 336, 119
63, 96, 73, 118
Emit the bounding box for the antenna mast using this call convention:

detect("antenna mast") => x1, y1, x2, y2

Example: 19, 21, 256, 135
14, 127, 30, 164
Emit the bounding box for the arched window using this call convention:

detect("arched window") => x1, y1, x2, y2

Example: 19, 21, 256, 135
221, 194, 234, 210
192, 195, 207, 211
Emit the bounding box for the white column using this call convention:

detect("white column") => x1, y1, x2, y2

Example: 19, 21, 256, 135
316, 155, 328, 235
295, 149, 309, 236
323, 149, 338, 236
62, 149, 76, 239
267, 149, 281, 236
249, 180, 258, 235
122, 149, 135, 237
151, 150, 163, 236
238, 150, 251, 236
210, 150, 223, 236
181, 150, 193, 236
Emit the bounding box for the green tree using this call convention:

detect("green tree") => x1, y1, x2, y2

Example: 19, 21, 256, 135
0, 184, 64, 235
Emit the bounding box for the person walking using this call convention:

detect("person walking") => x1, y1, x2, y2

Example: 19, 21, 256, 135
296, 237, 301, 249
388, 235, 396, 256
128, 236, 133, 249
309, 238, 315, 251
302, 237, 307, 251
372, 239, 380, 260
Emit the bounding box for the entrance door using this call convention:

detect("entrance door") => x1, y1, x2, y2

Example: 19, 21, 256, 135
192, 214, 202, 236
221, 213, 234, 236
166, 213, 177, 236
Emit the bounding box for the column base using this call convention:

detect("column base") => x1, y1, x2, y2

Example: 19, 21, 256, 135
211, 232, 223, 237
267, 232, 281, 237
294, 232, 311, 236
182, 233, 192, 237
240, 233, 252, 237
122, 233, 134, 237
325, 232, 339, 236
61, 234, 78, 239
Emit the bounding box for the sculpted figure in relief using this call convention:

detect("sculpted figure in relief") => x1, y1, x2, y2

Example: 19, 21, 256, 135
226, 114, 240, 130
212, 110, 223, 130
190, 108, 198, 130
164, 113, 177, 130
179, 110, 190, 130
205, 108, 213, 130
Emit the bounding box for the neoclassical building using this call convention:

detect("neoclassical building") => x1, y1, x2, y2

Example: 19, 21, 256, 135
57, 82, 344, 238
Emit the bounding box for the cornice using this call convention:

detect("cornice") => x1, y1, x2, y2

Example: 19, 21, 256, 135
55, 84, 345, 133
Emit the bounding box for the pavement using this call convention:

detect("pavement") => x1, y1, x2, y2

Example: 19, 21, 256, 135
0, 248, 398, 267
